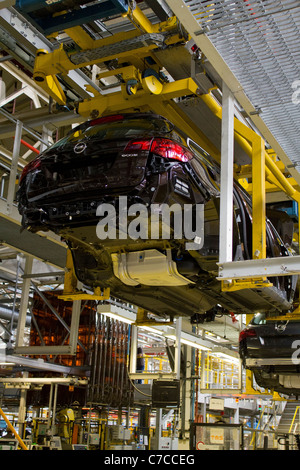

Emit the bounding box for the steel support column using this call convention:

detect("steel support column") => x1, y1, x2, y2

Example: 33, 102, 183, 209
15, 280, 86, 355
17, 371, 28, 439
180, 344, 192, 440
251, 135, 266, 284
129, 325, 138, 375
69, 300, 82, 356
219, 81, 234, 264
6, 119, 22, 215
174, 317, 182, 380
47, 383, 54, 431
15, 255, 33, 348
51, 383, 58, 434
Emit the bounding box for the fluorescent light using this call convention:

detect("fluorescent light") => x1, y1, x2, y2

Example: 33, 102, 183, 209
97, 304, 136, 324
99, 312, 134, 324
181, 338, 210, 351
165, 334, 211, 351
138, 325, 164, 336
211, 352, 241, 364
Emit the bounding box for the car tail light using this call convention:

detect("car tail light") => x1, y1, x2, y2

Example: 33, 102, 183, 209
124, 140, 152, 151
151, 138, 193, 162
89, 114, 124, 126
20, 157, 41, 183
239, 328, 257, 342
123, 137, 193, 160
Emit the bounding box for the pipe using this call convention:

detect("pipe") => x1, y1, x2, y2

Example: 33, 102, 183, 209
0, 407, 28, 450
20, 139, 40, 155
0, 306, 31, 326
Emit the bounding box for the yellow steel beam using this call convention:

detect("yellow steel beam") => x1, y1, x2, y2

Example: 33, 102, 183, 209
125, 5, 178, 35
33, 15, 181, 79
134, 307, 174, 327
33, 50, 67, 105
235, 160, 289, 180
64, 26, 95, 50
33, 26, 183, 105
252, 135, 266, 259
240, 179, 300, 195
77, 76, 221, 160
78, 76, 201, 116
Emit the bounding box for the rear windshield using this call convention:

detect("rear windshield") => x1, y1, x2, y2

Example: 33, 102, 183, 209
47, 115, 174, 152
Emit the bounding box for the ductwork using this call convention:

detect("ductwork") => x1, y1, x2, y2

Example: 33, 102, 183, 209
0, 307, 31, 326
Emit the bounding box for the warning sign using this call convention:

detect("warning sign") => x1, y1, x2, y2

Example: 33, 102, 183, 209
210, 428, 224, 445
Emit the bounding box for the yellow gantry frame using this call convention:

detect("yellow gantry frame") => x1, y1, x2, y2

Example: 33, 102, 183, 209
31, 5, 300, 302
33, 6, 181, 105
199, 92, 300, 292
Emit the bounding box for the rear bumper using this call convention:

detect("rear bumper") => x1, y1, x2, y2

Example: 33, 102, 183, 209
246, 357, 298, 367
17, 184, 154, 230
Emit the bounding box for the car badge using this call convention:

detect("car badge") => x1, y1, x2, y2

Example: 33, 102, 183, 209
74, 142, 87, 154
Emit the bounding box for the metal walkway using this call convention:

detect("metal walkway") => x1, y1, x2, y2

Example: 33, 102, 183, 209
277, 401, 300, 435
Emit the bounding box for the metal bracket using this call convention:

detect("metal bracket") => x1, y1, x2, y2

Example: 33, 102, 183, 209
58, 249, 110, 301
58, 287, 111, 302
221, 279, 273, 292
134, 307, 173, 327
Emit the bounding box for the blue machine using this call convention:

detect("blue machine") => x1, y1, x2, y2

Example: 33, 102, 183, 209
14, 0, 129, 36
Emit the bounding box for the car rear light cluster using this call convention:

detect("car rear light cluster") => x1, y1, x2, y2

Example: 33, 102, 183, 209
125, 140, 152, 151
239, 328, 257, 342
124, 138, 193, 162
20, 157, 41, 183
151, 138, 193, 162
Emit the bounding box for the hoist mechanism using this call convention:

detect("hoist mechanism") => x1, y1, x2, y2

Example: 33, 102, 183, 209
30, 4, 182, 106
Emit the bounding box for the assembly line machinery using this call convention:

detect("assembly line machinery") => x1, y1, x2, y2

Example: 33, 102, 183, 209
1, 0, 300, 450
17, 0, 300, 291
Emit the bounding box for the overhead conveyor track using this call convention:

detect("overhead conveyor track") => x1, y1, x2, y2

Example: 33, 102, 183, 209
0, 0, 297, 313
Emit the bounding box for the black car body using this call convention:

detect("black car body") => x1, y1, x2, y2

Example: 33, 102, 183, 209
17, 113, 297, 319
239, 313, 300, 396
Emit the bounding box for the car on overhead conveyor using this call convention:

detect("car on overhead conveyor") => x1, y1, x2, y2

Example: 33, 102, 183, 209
239, 313, 300, 396
16, 112, 297, 320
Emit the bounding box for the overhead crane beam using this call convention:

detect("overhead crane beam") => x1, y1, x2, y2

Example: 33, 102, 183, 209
32, 9, 182, 104
77, 74, 221, 160
25, 1, 300, 303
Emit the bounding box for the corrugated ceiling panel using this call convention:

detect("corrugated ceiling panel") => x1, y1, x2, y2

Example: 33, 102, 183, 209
184, 0, 300, 169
